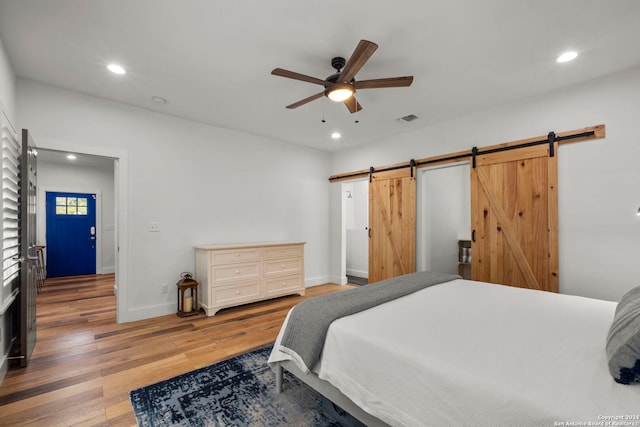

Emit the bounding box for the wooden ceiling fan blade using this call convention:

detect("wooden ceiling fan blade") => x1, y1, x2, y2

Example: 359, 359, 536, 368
354, 76, 414, 89
271, 68, 327, 86
339, 40, 378, 83
286, 91, 325, 109
343, 97, 363, 114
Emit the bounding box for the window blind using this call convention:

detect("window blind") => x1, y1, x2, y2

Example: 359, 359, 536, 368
1, 110, 20, 288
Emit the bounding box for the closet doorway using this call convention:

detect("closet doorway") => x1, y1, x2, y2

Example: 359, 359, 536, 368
419, 163, 471, 275
342, 169, 417, 285
343, 180, 369, 285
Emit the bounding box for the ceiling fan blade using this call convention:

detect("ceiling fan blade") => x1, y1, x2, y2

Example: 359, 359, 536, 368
271, 68, 327, 86
343, 97, 363, 114
354, 76, 414, 89
338, 40, 378, 83
286, 91, 325, 109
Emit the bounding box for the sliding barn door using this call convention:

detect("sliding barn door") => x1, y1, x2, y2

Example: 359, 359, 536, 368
471, 143, 558, 292
369, 169, 416, 283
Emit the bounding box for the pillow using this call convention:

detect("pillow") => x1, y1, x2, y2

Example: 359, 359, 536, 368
606, 285, 640, 384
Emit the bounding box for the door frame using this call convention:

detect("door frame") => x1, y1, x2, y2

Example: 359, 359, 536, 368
34, 143, 129, 323
342, 179, 369, 281
39, 187, 103, 276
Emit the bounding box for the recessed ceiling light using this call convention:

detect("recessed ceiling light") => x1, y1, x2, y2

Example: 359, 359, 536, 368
67, 154, 77, 160
331, 132, 341, 139
107, 63, 126, 74
151, 96, 167, 105
556, 51, 578, 63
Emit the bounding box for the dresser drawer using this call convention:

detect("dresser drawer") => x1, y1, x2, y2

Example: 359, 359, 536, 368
212, 282, 260, 305
264, 257, 302, 277
264, 244, 303, 259
210, 248, 261, 265
212, 262, 260, 285
265, 275, 303, 296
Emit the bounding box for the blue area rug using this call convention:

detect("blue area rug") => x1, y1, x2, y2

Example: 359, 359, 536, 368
129, 345, 364, 426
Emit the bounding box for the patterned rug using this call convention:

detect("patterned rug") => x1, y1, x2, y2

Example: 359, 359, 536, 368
129, 345, 364, 427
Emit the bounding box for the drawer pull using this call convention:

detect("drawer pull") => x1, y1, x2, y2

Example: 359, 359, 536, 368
235, 270, 240, 274
282, 282, 287, 287
236, 290, 241, 295
235, 252, 240, 257
281, 264, 286, 268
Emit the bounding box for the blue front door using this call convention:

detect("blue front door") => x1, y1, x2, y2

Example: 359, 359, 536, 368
46, 192, 97, 277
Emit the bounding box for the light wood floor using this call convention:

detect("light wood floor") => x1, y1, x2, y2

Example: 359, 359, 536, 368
0, 274, 350, 426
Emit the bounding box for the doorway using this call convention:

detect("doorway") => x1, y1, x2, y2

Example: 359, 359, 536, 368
45, 191, 97, 277
343, 180, 368, 285
339, 163, 471, 285
419, 163, 471, 275
35, 147, 127, 322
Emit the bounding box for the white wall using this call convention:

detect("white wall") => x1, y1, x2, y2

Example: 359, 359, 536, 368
331, 67, 640, 302
17, 79, 332, 322
37, 158, 116, 274
0, 37, 15, 120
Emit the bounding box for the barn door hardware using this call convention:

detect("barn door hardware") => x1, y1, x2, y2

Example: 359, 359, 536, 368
548, 131, 556, 157
329, 125, 603, 183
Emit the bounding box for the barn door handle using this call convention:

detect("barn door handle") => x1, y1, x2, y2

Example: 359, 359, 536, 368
368, 228, 372, 238
472, 229, 476, 243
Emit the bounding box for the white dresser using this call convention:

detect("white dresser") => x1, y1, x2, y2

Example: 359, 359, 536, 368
194, 242, 305, 316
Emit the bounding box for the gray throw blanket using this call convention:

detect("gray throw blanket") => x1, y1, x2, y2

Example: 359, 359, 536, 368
278, 270, 460, 373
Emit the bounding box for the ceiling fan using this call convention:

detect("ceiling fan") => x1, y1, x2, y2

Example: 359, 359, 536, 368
271, 39, 413, 113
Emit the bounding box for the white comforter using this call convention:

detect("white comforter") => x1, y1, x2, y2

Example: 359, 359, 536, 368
269, 279, 640, 427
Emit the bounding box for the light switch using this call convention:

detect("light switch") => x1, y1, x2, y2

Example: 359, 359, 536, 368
149, 222, 160, 232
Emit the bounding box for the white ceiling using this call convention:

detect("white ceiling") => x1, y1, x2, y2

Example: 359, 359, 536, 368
1, 0, 639, 152
36, 149, 114, 169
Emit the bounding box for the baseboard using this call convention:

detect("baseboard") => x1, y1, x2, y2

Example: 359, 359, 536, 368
304, 275, 332, 287
124, 275, 342, 322
329, 275, 348, 286
125, 302, 176, 323
346, 269, 368, 279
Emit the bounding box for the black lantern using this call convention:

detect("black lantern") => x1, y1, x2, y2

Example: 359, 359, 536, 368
176, 272, 199, 317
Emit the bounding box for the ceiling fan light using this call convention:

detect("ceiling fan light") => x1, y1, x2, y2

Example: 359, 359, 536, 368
327, 85, 354, 102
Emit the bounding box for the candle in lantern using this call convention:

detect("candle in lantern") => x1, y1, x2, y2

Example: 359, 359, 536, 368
184, 296, 193, 313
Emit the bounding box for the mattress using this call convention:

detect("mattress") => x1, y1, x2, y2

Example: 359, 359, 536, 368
269, 279, 640, 426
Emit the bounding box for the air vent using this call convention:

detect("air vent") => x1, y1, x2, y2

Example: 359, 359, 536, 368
396, 114, 419, 124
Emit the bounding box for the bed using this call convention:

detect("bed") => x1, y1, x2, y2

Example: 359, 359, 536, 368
268, 271, 640, 427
